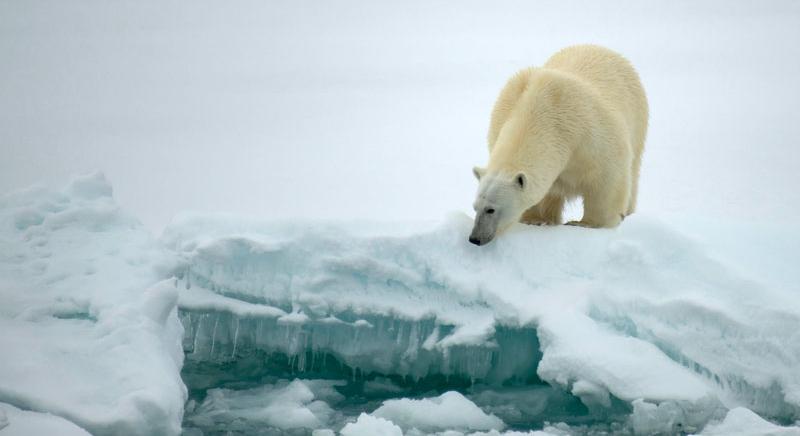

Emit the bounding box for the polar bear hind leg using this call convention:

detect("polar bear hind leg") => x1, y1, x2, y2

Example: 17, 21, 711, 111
568, 162, 631, 228
626, 143, 643, 216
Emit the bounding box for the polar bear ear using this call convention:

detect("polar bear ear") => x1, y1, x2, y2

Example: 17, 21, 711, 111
515, 172, 526, 190
472, 166, 486, 181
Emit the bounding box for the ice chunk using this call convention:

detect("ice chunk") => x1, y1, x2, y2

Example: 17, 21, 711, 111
699, 407, 800, 435
340, 413, 403, 436
536, 310, 711, 404
372, 391, 505, 432
185, 379, 340, 432
629, 398, 726, 435
0, 174, 185, 435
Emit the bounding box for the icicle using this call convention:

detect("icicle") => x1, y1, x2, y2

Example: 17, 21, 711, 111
231, 318, 240, 358
209, 314, 219, 357
191, 314, 202, 356
297, 350, 306, 372
396, 323, 405, 345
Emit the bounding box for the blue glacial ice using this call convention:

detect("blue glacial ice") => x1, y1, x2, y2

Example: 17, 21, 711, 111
2, 173, 800, 435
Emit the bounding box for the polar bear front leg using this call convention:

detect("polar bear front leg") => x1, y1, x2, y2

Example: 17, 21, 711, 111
520, 194, 564, 225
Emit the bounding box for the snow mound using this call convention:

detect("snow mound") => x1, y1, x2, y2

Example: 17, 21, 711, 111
372, 391, 505, 432
0, 402, 90, 436
699, 407, 800, 436
165, 212, 800, 429
340, 413, 403, 436
0, 173, 185, 435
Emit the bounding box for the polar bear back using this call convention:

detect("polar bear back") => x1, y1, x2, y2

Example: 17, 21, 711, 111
544, 45, 648, 154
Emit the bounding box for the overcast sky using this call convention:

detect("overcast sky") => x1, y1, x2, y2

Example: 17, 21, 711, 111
2, 0, 799, 232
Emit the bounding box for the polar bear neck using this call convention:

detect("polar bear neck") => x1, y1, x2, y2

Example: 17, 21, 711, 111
488, 115, 576, 203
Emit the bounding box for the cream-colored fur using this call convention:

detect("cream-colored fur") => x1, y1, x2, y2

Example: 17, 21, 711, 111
477, 44, 648, 230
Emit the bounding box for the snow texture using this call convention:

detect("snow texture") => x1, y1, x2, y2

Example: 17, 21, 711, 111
0, 403, 90, 436
340, 413, 403, 436
0, 173, 186, 435
699, 407, 800, 436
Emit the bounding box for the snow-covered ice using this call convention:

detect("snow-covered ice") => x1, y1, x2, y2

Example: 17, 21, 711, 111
698, 407, 800, 436
168, 211, 800, 417
0, 402, 90, 436
371, 391, 505, 433
340, 413, 403, 436
0, 173, 186, 435
2, 174, 800, 434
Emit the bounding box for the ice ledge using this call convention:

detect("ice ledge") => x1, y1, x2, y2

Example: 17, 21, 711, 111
165, 212, 800, 423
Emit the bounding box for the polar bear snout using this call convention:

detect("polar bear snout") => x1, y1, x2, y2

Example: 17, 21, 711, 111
469, 212, 498, 246
469, 232, 492, 246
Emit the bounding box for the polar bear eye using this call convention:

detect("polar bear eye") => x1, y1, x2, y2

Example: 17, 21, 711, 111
486, 208, 495, 214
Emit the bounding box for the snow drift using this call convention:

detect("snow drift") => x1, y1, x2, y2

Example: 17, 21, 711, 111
2, 174, 800, 435
0, 173, 186, 435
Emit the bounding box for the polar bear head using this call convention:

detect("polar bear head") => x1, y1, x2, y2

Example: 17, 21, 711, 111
469, 166, 528, 246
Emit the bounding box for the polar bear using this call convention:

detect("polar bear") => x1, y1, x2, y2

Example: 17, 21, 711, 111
469, 45, 648, 246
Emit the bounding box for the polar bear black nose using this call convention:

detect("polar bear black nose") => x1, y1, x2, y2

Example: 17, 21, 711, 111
469, 236, 482, 246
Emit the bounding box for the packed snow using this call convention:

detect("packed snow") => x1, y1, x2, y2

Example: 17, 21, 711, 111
0, 173, 185, 435
340, 414, 403, 436
698, 407, 800, 436
1, 174, 799, 434
0, 403, 90, 436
